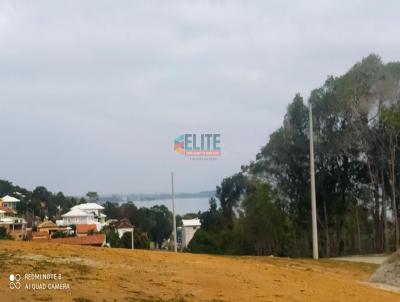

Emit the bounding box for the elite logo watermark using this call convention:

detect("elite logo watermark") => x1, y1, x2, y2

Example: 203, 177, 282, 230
174, 134, 221, 159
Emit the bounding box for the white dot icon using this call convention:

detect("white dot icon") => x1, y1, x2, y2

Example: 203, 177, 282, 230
9, 274, 15, 282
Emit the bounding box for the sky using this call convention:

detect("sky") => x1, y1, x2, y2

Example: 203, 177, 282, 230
0, 1, 399, 196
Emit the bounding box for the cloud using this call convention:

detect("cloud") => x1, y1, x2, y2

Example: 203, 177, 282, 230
0, 0, 398, 195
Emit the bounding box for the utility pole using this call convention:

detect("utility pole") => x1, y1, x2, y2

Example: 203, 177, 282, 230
171, 172, 177, 252
309, 100, 319, 260
131, 226, 135, 250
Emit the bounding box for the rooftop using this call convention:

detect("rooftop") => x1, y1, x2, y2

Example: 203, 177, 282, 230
182, 218, 201, 227
62, 208, 93, 217
116, 218, 133, 229
72, 203, 104, 211
38, 220, 58, 228
1, 195, 20, 202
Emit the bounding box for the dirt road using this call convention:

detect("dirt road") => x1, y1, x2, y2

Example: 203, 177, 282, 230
330, 254, 389, 264
0, 241, 399, 302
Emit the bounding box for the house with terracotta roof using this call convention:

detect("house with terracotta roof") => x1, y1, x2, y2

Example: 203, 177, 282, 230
0, 195, 27, 240
116, 218, 134, 238
36, 220, 69, 237
0, 214, 27, 240
0, 194, 23, 232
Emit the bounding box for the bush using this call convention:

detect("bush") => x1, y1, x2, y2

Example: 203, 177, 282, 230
51, 231, 70, 238
0, 226, 14, 240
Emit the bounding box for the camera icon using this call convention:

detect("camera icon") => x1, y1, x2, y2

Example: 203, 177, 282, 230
9, 274, 21, 290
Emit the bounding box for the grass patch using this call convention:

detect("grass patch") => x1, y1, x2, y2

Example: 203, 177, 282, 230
68, 262, 90, 275
73, 298, 94, 302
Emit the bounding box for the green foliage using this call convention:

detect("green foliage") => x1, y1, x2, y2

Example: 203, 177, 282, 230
216, 173, 246, 229
105, 229, 120, 248
189, 181, 295, 256
382, 105, 400, 129
86, 192, 99, 201
242, 183, 294, 256
119, 230, 150, 249
149, 205, 173, 248
51, 231, 72, 239
0, 227, 14, 240
103, 203, 173, 248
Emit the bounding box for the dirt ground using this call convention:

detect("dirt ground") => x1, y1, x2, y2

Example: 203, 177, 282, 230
0, 241, 399, 302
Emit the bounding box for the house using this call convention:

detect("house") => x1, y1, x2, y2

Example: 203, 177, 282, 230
116, 218, 134, 238
59, 208, 95, 224
57, 204, 105, 231
37, 220, 68, 238
180, 218, 201, 248
0, 195, 20, 210
0, 213, 27, 240
71, 203, 106, 223
0, 195, 27, 240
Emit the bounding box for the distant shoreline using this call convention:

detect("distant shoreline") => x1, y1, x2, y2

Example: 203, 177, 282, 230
99, 191, 215, 203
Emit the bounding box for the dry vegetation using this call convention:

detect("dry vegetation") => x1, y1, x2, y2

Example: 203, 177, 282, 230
0, 240, 399, 302
370, 251, 400, 288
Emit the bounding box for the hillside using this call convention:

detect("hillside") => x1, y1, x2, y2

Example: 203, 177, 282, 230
0, 241, 399, 302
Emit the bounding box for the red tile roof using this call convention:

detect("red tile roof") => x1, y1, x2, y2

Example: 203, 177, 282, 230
46, 234, 105, 246
76, 224, 97, 234
117, 218, 133, 229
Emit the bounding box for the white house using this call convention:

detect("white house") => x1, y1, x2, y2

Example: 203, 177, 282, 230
60, 208, 95, 225
71, 203, 106, 223
181, 218, 201, 248
71, 203, 104, 216
57, 203, 105, 231
0, 195, 20, 210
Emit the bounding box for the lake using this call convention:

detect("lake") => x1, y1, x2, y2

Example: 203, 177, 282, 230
132, 197, 211, 215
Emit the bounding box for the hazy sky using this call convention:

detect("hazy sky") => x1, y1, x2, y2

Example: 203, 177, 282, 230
0, 1, 399, 196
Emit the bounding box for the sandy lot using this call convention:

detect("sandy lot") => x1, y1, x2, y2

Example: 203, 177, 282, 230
0, 241, 399, 302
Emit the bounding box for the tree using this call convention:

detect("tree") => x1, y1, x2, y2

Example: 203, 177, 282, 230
105, 229, 120, 248
382, 105, 400, 250
86, 192, 99, 202
150, 205, 173, 248
119, 230, 150, 249
242, 182, 293, 256
216, 173, 246, 229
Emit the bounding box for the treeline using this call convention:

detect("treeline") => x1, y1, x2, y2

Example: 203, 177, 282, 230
190, 54, 400, 257
103, 202, 173, 248
0, 180, 85, 223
